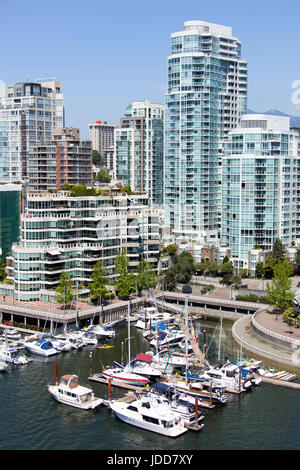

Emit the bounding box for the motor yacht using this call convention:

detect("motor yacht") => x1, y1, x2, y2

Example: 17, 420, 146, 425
149, 349, 187, 369
187, 363, 253, 392
148, 383, 204, 427
81, 332, 98, 346
0, 344, 29, 365
101, 366, 150, 387
124, 359, 162, 380
149, 330, 185, 348
25, 339, 60, 357
110, 395, 188, 437
86, 324, 116, 340
1, 328, 21, 340
48, 374, 103, 409
170, 379, 228, 406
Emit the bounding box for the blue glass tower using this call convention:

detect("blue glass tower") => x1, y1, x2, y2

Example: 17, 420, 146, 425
164, 21, 248, 241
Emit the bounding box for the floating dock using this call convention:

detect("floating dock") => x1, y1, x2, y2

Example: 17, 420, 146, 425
258, 375, 300, 389
88, 373, 147, 392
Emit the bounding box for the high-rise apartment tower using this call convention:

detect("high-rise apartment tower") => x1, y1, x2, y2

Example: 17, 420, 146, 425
164, 20, 248, 240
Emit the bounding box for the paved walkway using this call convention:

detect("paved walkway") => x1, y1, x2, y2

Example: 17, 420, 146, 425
232, 314, 300, 372
255, 307, 300, 340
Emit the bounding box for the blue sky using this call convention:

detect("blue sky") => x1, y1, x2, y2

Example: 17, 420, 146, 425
1, 0, 300, 138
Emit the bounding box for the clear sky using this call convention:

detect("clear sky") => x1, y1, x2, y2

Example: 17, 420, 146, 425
1, 0, 300, 138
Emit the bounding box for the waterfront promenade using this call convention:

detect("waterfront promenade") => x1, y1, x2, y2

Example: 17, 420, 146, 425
1, 286, 300, 372
232, 309, 300, 371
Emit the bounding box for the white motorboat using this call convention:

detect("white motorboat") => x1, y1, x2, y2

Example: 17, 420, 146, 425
25, 339, 61, 357
177, 338, 193, 354
256, 367, 296, 381
87, 324, 116, 340
0, 361, 9, 371
135, 310, 174, 330
110, 395, 188, 437
101, 367, 149, 387
48, 374, 103, 409
0, 344, 29, 365
150, 350, 187, 369
146, 390, 204, 428
81, 332, 98, 346
187, 363, 253, 392
51, 339, 72, 352
236, 359, 262, 371
124, 359, 162, 379
170, 379, 228, 406
1, 328, 22, 340
149, 330, 185, 348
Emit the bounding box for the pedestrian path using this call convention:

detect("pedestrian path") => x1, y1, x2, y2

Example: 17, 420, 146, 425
232, 315, 300, 371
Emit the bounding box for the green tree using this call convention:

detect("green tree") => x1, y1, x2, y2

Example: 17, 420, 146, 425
92, 150, 104, 166
264, 256, 278, 279
136, 258, 157, 293
96, 169, 111, 183
266, 259, 295, 314
69, 184, 97, 197
55, 272, 74, 309
231, 274, 242, 289
295, 248, 300, 275
175, 251, 195, 283
0, 258, 6, 282
89, 260, 112, 304
161, 244, 178, 257
164, 265, 178, 291
120, 185, 132, 195
272, 238, 286, 262
255, 262, 264, 279
219, 260, 234, 276
114, 250, 135, 298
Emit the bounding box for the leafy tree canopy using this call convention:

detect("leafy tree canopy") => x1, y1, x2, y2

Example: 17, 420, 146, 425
114, 250, 136, 298
89, 260, 112, 303
92, 150, 104, 166
55, 272, 74, 307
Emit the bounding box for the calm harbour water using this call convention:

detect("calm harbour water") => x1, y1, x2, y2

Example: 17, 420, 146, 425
1, 318, 300, 451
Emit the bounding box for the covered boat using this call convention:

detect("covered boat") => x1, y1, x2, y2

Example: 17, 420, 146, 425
48, 374, 103, 409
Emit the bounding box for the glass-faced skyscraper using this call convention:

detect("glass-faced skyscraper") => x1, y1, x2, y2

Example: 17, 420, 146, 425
164, 20, 248, 240
221, 114, 300, 271
114, 100, 164, 206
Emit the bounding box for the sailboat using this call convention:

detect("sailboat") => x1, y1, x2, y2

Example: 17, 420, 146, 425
101, 302, 149, 387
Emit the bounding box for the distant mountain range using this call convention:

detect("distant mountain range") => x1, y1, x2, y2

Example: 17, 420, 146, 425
247, 109, 300, 128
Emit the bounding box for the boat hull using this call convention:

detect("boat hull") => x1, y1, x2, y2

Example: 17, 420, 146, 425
111, 403, 187, 437
48, 386, 102, 409
25, 345, 59, 357
102, 371, 149, 387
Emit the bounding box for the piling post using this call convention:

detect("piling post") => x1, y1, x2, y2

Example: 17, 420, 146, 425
108, 377, 112, 400
195, 397, 198, 423
121, 341, 124, 365
89, 351, 93, 376
209, 381, 212, 407
55, 363, 58, 385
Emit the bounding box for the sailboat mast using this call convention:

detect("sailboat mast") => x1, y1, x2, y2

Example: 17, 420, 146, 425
128, 301, 131, 368
218, 310, 223, 362
185, 295, 188, 383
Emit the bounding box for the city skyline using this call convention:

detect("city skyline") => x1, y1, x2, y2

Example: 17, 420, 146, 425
1, 0, 300, 139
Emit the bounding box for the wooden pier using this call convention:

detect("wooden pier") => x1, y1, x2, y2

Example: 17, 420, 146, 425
258, 375, 300, 389
88, 373, 147, 392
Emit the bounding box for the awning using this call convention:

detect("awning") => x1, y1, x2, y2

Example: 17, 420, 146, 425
135, 353, 153, 364
46, 250, 61, 256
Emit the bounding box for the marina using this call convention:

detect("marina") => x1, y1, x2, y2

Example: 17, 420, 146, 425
0, 302, 300, 450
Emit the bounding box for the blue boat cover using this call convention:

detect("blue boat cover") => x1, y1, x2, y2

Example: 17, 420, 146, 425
151, 322, 167, 330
